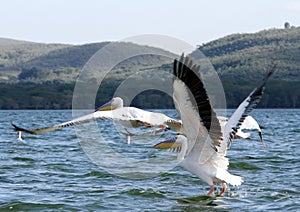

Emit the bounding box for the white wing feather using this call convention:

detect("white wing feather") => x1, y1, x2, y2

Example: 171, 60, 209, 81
173, 77, 217, 164
12, 107, 174, 134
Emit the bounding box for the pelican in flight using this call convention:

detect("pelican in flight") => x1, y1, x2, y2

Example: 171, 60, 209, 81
169, 115, 263, 142
12, 97, 182, 143
154, 55, 275, 195
218, 115, 264, 145
12, 95, 261, 143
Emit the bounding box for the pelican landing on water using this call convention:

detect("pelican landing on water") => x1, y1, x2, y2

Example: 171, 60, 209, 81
154, 55, 276, 196
12, 97, 182, 143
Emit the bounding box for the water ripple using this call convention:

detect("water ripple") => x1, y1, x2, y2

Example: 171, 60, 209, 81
0, 109, 299, 211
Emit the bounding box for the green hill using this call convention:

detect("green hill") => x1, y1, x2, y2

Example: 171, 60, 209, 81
0, 38, 70, 81
0, 39, 176, 109
195, 27, 300, 108
197, 27, 300, 81
0, 40, 175, 82
0, 26, 299, 109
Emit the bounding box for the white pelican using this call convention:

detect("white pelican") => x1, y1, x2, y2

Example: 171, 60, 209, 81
236, 115, 263, 142
12, 99, 261, 143
154, 55, 276, 195
218, 115, 264, 145
12, 97, 182, 144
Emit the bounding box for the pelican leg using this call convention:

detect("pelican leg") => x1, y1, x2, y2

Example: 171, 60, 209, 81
126, 134, 131, 144
219, 183, 227, 196
207, 185, 214, 196
17, 131, 23, 141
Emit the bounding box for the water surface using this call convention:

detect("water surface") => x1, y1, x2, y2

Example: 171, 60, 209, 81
0, 109, 299, 211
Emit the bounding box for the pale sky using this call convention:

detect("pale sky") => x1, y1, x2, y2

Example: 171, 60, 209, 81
1, 0, 300, 47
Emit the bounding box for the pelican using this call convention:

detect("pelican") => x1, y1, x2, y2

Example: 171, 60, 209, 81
160, 115, 264, 154
218, 115, 264, 145
167, 115, 263, 143
12, 97, 182, 144
154, 55, 275, 195
12, 99, 261, 143
236, 115, 263, 141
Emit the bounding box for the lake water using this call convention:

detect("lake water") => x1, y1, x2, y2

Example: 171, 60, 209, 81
0, 109, 299, 211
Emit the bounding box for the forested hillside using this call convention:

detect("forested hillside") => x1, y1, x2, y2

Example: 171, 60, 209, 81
197, 27, 300, 108
198, 27, 300, 81
0, 27, 299, 109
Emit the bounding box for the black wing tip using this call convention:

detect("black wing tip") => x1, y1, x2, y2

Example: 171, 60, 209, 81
228, 64, 276, 146
261, 63, 277, 86
249, 64, 277, 99
11, 122, 21, 132
263, 64, 277, 81
174, 54, 193, 67
11, 122, 35, 134
173, 54, 201, 80
258, 131, 266, 148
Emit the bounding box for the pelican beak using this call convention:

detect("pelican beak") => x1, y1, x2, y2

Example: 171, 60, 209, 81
153, 137, 181, 149
95, 100, 117, 111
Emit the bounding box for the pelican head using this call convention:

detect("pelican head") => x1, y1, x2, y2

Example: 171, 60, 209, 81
153, 136, 181, 149
95, 97, 124, 111
153, 135, 187, 162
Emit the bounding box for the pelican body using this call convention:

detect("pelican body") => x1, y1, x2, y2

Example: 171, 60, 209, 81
154, 55, 276, 195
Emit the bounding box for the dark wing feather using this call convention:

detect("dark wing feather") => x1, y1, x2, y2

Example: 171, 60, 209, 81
225, 65, 276, 148
173, 54, 223, 148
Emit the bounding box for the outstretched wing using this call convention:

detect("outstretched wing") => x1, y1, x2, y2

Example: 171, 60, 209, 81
11, 107, 178, 135
223, 65, 276, 151
173, 55, 223, 163
11, 111, 114, 134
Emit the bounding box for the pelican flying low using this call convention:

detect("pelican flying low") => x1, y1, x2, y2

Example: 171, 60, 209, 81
12, 97, 182, 143
219, 115, 264, 145
12, 97, 261, 143
154, 55, 276, 196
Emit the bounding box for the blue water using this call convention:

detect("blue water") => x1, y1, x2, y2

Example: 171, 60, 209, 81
0, 109, 299, 211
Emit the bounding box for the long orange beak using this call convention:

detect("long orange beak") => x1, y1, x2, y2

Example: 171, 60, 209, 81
153, 137, 181, 149
95, 100, 117, 111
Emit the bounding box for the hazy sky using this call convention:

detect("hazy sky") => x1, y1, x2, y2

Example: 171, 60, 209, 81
1, 0, 300, 47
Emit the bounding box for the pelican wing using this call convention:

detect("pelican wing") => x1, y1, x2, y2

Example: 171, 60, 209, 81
11, 107, 174, 135
223, 65, 276, 151
219, 115, 262, 141
173, 55, 223, 163
240, 115, 263, 144
240, 115, 260, 130
11, 110, 115, 134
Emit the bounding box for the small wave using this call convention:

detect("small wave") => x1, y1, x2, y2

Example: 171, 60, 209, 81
0, 202, 69, 211
12, 157, 35, 162
83, 170, 112, 178
229, 162, 262, 170
173, 195, 221, 210
175, 195, 216, 203
123, 188, 165, 198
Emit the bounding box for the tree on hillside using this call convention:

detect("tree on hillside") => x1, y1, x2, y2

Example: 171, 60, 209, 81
18, 67, 38, 80
284, 22, 291, 29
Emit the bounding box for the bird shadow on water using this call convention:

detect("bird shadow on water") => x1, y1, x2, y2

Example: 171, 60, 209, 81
172, 195, 228, 211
